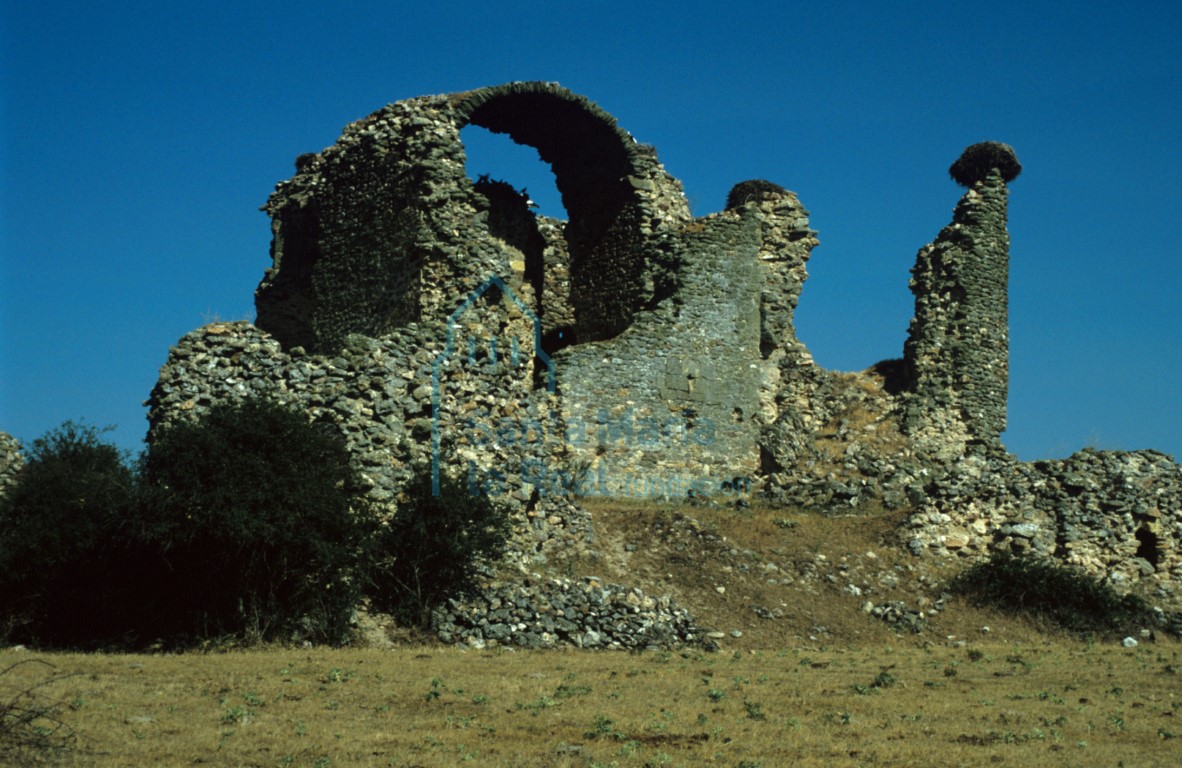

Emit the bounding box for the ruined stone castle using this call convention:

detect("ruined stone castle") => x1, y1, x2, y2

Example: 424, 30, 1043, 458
2, 82, 1177, 615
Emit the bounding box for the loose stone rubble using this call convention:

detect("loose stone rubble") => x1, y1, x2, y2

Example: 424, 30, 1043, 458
432, 576, 699, 650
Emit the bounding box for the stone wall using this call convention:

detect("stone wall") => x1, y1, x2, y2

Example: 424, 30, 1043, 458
0, 431, 22, 501
1036, 450, 1181, 590
147, 315, 608, 572
255, 82, 689, 355
222, 82, 756, 498
902, 449, 1182, 600
557, 209, 764, 497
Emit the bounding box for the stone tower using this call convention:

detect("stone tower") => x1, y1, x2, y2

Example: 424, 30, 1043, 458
902, 142, 1021, 457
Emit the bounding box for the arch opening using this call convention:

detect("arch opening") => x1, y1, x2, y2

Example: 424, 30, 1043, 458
458, 87, 648, 345
460, 124, 567, 220
461, 124, 561, 346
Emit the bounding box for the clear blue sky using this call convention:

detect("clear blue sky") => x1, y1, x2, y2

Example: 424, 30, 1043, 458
2, 1, 1179, 462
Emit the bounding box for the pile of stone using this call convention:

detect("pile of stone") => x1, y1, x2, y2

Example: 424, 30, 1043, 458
762, 366, 929, 512
862, 599, 932, 634
432, 575, 701, 650
510, 496, 597, 567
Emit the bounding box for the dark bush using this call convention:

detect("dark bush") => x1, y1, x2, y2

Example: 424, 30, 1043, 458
0, 423, 143, 647
370, 468, 513, 626
949, 552, 1158, 638
139, 398, 378, 645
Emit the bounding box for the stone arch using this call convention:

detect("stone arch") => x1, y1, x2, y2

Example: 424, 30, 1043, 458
453, 82, 673, 344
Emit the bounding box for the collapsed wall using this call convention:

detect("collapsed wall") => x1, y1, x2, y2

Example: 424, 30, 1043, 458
902, 449, 1182, 600
1040, 450, 1181, 587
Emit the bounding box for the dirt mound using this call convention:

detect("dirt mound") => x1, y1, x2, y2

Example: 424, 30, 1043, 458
542, 498, 1059, 651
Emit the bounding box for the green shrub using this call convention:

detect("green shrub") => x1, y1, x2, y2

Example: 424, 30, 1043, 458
139, 398, 378, 645
949, 552, 1157, 638
370, 469, 513, 625
0, 423, 142, 647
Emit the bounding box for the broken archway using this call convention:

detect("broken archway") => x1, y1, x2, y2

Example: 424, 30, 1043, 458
255, 82, 689, 354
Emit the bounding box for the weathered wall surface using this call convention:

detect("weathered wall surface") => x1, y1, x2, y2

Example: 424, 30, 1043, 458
244, 81, 747, 497
255, 82, 689, 355
1039, 450, 1182, 588
147, 84, 1180, 613
146, 316, 591, 562
558, 209, 764, 496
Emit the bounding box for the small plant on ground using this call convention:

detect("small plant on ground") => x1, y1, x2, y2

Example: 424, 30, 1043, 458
584, 714, 625, 741
949, 552, 1160, 638
0, 660, 77, 763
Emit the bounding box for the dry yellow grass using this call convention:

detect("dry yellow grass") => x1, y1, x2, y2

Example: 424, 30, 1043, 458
2, 641, 1180, 767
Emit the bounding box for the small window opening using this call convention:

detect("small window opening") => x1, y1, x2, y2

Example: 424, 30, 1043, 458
1135, 526, 1160, 566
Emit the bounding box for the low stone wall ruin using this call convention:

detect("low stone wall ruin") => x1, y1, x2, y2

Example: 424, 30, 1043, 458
902, 449, 1181, 601
433, 576, 700, 650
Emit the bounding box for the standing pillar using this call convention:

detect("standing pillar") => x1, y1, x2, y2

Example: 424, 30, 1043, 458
902, 142, 1021, 457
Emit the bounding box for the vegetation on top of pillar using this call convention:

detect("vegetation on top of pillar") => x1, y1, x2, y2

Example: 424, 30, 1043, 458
949, 142, 1022, 187
726, 179, 789, 210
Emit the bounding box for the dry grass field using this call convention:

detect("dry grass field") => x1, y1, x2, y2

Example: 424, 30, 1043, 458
4, 499, 1179, 766
4, 642, 1180, 767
